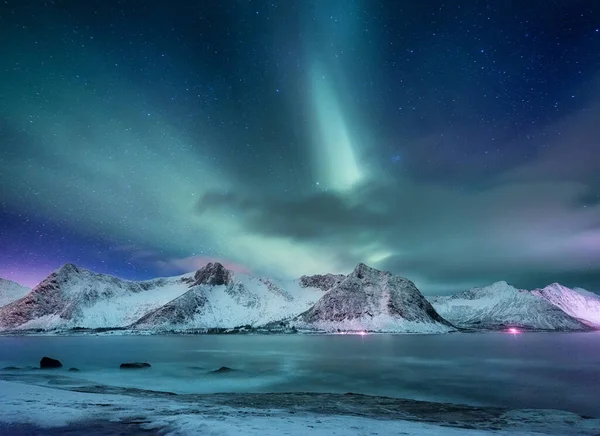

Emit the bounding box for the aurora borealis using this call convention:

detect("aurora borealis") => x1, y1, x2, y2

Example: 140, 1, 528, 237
1, 1, 599, 293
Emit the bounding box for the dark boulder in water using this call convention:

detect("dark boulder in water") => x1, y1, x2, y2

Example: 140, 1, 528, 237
1, 366, 21, 371
68, 367, 80, 372
120, 362, 151, 369
210, 366, 236, 373
40, 357, 62, 369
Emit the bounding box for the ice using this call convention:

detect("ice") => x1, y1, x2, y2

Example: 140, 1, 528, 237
1, 380, 598, 435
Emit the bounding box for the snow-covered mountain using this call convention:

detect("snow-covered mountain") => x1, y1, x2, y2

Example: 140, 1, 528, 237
287, 263, 455, 333
429, 281, 591, 331
0, 278, 30, 308
532, 283, 600, 328
4, 261, 597, 334
133, 262, 327, 330
0, 264, 193, 331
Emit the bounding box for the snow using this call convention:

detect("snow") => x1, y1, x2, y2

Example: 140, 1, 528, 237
0, 278, 29, 308
76, 278, 196, 328
1, 380, 598, 435
151, 412, 483, 436
429, 281, 589, 331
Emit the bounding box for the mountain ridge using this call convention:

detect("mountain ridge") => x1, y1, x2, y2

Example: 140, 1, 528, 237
0, 263, 598, 333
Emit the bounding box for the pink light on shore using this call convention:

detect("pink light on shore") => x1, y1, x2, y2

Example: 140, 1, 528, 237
508, 327, 520, 334
335, 331, 369, 336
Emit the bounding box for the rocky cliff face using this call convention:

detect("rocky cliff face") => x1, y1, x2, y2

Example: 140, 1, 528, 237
191, 262, 232, 286
429, 281, 591, 331
299, 273, 345, 292
291, 263, 454, 333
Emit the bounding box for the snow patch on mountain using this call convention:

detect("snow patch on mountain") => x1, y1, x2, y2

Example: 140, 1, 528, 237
290, 263, 454, 333
0, 278, 30, 308
429, 281, 590, 331
134, 263, 326, 330
532, 283, 600, 328
0, 264, 193, 331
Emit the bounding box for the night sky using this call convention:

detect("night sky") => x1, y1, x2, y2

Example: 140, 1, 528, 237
1, 1, 599, 294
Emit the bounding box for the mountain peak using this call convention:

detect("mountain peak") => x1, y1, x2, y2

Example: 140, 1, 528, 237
543, 282, 568, 290
532, 283, 600, 328
192, 262, 232, 286
50, 263, 98, 283
351, 263, 391, 280
293, 263, 453, 332
57, 263, 81, 275
489, 280, 510, 287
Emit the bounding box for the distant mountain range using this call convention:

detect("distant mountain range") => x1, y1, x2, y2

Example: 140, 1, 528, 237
429, 281, 598, 331
0, 263, 598, 333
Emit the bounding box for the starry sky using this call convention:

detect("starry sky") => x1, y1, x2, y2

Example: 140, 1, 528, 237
1, 0, 599, 294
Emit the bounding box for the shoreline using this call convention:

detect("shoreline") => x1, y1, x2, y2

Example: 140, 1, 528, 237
1, 327, 598, 336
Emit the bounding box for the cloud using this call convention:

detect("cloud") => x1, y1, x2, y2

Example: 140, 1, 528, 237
109, 245, 251, 276
197, 168, 600, 293
198, 190, 389, 241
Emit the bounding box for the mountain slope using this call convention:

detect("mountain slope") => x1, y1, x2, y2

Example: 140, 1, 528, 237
429, 281, 590, 331
133, 263, 327, 330
287, 263, 454, 333
532, 283, 600, 328
0, 278, 30, 308
298, 273, 345, 291
0, 264, 193, 330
